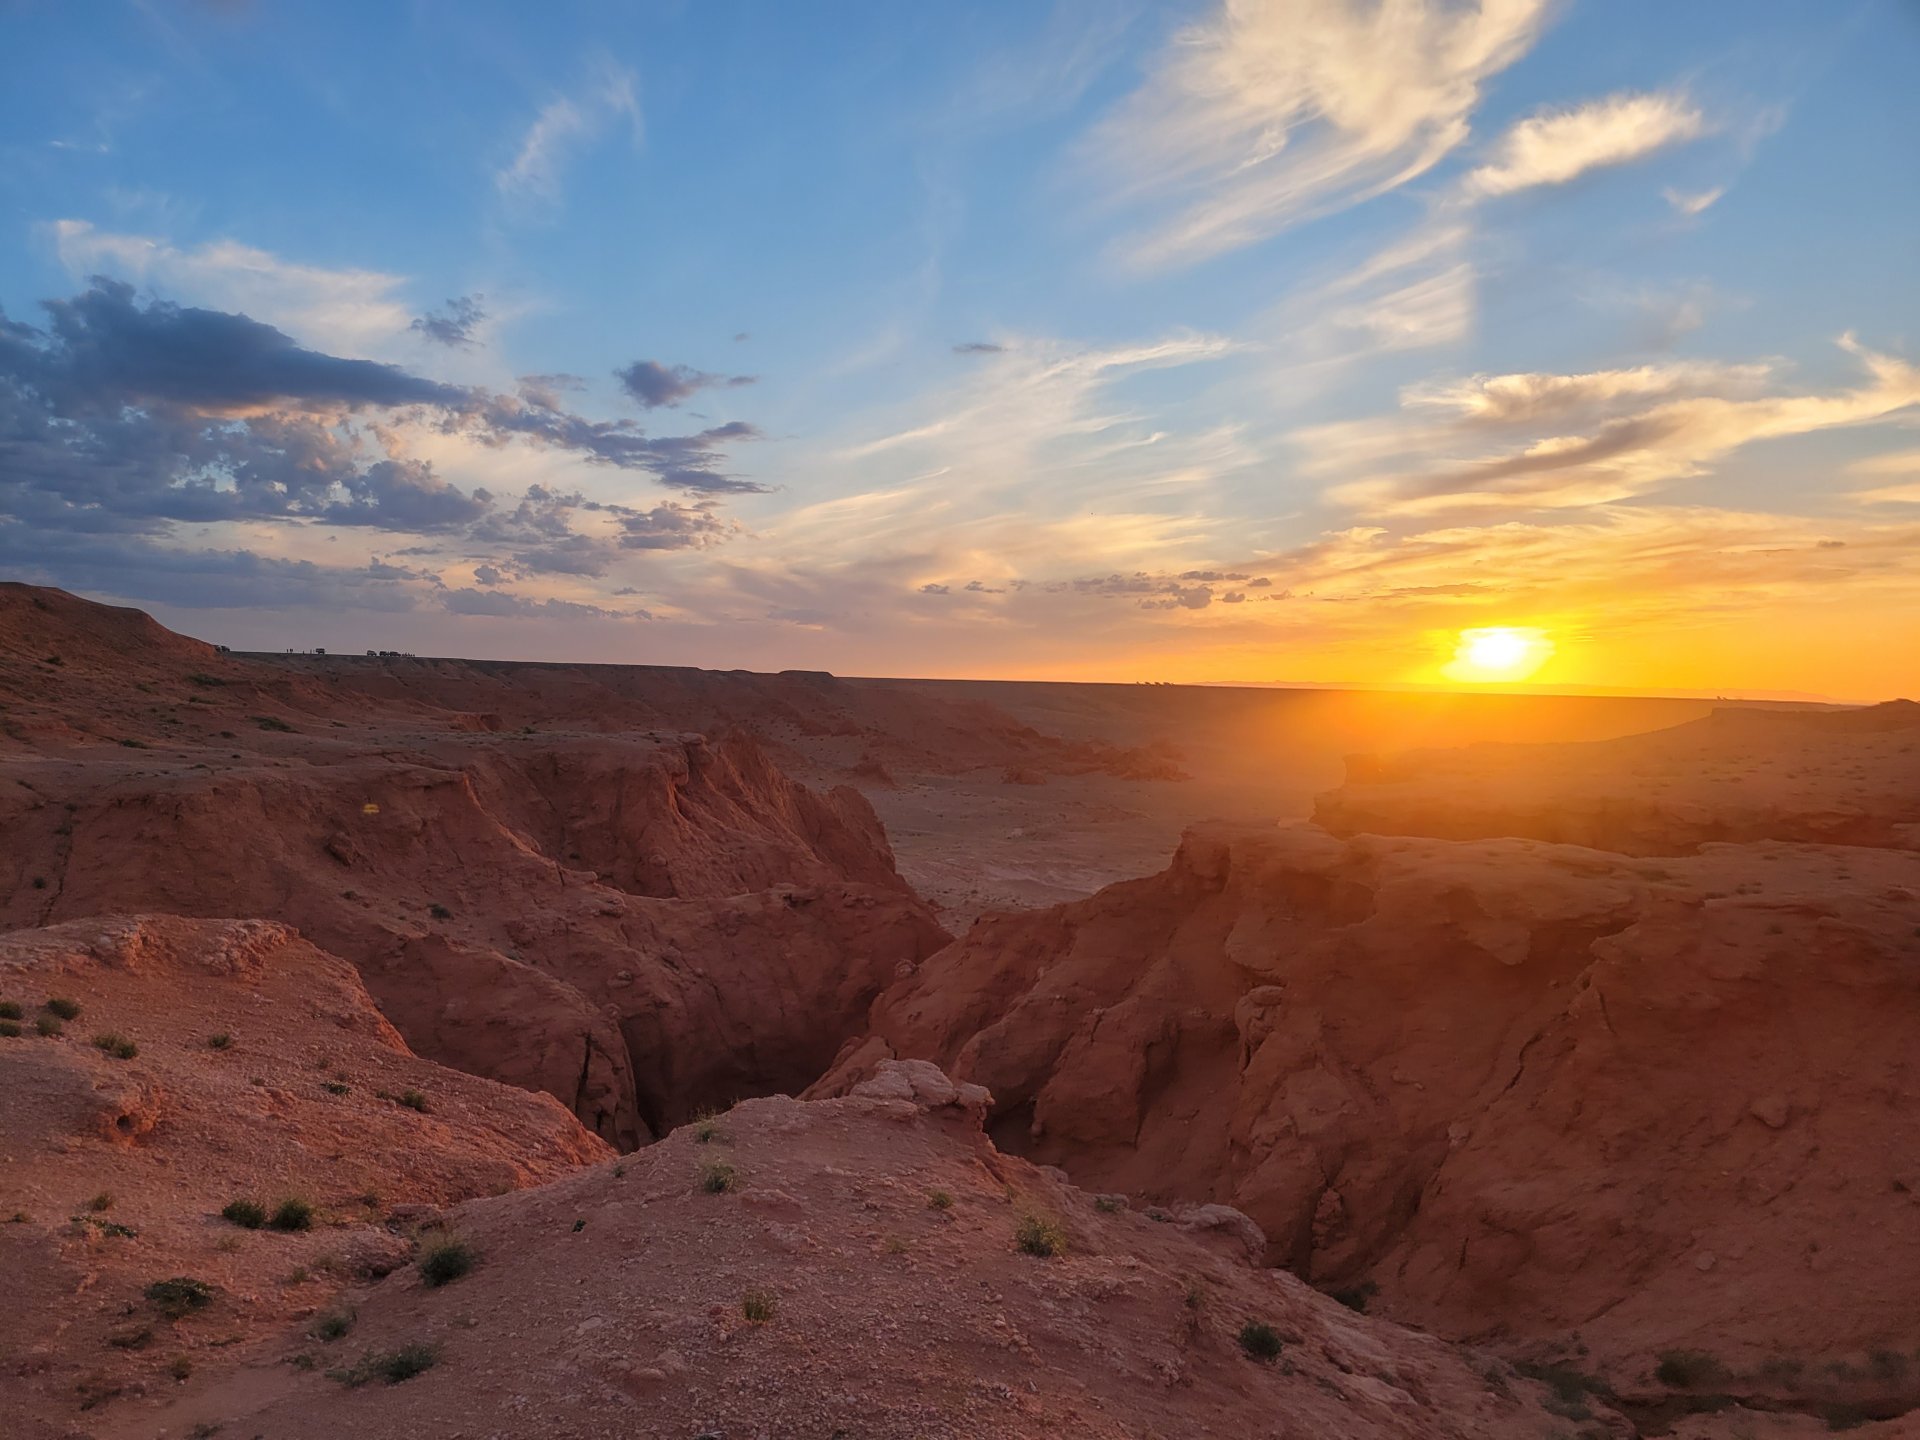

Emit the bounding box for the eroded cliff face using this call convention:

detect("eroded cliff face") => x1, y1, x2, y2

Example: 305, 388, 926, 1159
1313, 700, 1920, 854
1, 731, 948, 1148
2, 584, 951, 1149
815, 820, 1920, 1395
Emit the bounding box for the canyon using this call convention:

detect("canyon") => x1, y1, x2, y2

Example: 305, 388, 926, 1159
4, 580, 1916, 1438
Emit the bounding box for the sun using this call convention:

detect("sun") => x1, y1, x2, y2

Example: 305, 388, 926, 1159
1444, 626, 1555, 683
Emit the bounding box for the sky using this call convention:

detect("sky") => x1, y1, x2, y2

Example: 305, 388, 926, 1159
2, 0, 1917, 700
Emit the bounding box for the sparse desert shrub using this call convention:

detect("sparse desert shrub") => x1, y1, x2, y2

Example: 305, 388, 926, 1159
207, 1032, 232, 1050
0, 1001, 21, 1020
692, 1109, 723, 1143
428, 903, 453, 920
332, 1343, 438, 1387
187, 673, 226, 687
35, 1013, 63, 1037
145, 1276, 215, 1319
1330, 1280, 1378, 1313
1014, 1212, 1066, 1259
698, 1158, 738, 1194
45, 997, 82, 1020
927, 1189, 954, 1211
418, 1237, 476, 1287
168, 1355, 193, 1381
1514, 1360, 1611, 1410
1094, 1194, 1124, 1214
397, 1089, 429, 1112
311, 1308, 355, 1342
323, 1080, 350, 1095
253, 715, 294, 732
882, 1234, 909, 1255
1656, 1349, 1725, 1388
269, 1198, 314, 1232
1238, 1320, 1283, 1361
0, 1020, 20, 1038
221, 1198, 267, 1229
742, 1289, 777, 1324
93, 1032, 138, 1059
109, 1325, 154, 1350
188, 1423, 223, 1439
86, 1192, 113, 1213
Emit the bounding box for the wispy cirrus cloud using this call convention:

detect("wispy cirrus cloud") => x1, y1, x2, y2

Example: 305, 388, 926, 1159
496, 57, 641, 209
1311, 338, 1920, 516
1086, 0, 1553, 270
1463, 90, 1707, 198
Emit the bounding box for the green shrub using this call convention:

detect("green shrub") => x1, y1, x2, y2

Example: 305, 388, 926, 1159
927, 1189, 954, 1211
418, 1237, 476, 1287
397, 1089, 429, 1112
0, 1001, 21, 1020
35, 1014, 63, 1037
742, 1289, 777, 1324
93, 1032, 138, 1060
146, 1276, 215, 1319
45, 998, 82, 1020
1238, 1320, 1283, 1361
1093, 1194, 1124, 1214
1656, 1350, 1725, 1388
311, 1308, 355, 1342
169, 1355, 193, 1382
332, 1344, 438, 1387
269, 1197, 314, 1232
0, 1020, 20, 1038
699, 1159, 738, 1194
221, 1198, 267, 1229
1014, 1212, 1065, 1259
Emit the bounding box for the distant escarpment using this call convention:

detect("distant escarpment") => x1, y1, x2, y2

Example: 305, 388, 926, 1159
815, 818, 1920, 1402
1314, 699, 1920, 854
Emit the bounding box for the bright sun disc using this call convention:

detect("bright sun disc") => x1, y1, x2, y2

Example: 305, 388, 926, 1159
1445, 626, 1554, 683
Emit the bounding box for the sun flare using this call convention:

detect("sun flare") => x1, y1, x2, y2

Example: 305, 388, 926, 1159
1444, 626, 1555, 683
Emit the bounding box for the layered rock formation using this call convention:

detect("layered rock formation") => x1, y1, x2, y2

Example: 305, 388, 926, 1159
135, 1063, 1576, 1440
815, 818, 1920, 1408
0, 915, 611, 1439
3, 585, 954, 1147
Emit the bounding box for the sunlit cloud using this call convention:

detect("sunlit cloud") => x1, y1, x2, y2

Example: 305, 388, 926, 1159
1663, 184, 1726, 217
1086, 0, 1553, 269
1463, 90, 1707, 198
49, 219, 414, 359
1317, 338, 1920, 515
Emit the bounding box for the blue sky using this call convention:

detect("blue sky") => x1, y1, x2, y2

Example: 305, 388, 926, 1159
2, 0, 1916, 697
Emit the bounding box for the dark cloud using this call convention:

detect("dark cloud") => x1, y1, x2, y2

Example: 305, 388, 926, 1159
618, 500, 734, 550
0, 280, 769, 549
953, 341, 1004, 355
21, 278, 463, 413
0, 524, 425, 612
919, 582, 950, 594
473, 563, 507, 586
410, 295, 486, 348
616, 359, 755, 409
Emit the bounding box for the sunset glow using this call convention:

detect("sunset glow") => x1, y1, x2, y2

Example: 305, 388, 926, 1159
1444, 627, 1556, 684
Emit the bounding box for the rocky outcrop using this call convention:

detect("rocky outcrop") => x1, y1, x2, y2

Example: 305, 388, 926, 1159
813, 820, 1920, 1393
136, 1066, 1577, 1440
0, 915, 611, 1438
1314, 700, 1920, 854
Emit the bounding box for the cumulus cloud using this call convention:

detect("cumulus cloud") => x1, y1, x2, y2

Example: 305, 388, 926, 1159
1088, 0, 1552, 269
497, 58, 642, 208
616, 359, 755, 409
1464, 91, 1706, 198
410, 295, 486, 348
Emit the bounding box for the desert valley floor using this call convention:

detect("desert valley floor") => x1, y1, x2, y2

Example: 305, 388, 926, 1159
3, 580, 1917, 1439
